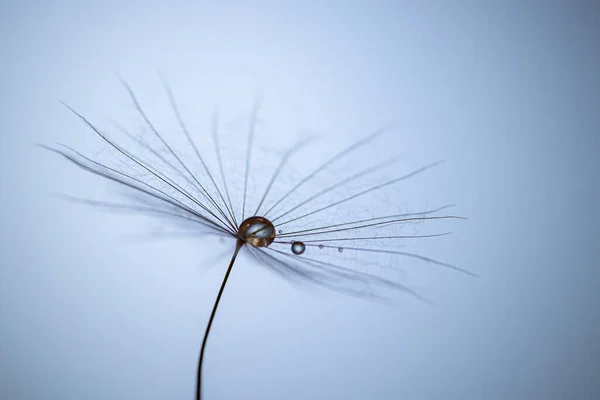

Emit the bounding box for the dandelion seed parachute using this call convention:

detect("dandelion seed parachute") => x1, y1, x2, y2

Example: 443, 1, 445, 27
45, 77, 474, 400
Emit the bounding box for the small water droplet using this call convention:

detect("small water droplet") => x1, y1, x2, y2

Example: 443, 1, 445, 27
278, 230, 282, 234
338, 247, 343, 253
291, 241, 306, 255
319, 244, 324, 249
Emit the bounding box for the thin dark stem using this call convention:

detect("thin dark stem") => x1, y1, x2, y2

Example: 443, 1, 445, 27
196, 239, 244, 400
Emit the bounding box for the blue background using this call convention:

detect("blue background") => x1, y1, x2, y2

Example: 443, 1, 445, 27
1, 1, 599, 399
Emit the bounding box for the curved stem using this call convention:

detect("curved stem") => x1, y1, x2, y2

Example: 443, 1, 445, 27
196, 239, 244, 400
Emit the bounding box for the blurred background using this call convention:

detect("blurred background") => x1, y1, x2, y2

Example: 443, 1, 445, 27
1, 1, 599, 399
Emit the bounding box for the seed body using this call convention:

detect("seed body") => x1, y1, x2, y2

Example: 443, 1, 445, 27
291, 241, 306, 255
238, 216, 276, 247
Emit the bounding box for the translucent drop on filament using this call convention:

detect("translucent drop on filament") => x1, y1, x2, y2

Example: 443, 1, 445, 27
291, 241, 306, 255
238, 216, 275, 247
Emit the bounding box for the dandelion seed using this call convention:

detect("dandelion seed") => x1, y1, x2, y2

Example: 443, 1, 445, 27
44, 77, 475, 400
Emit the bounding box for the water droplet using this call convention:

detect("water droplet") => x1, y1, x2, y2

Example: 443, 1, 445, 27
238, 216, 275, 247
338, 247, 343, 253
278, 230, 282, 234
291, 241, 306, 255
319, 244, 324, 249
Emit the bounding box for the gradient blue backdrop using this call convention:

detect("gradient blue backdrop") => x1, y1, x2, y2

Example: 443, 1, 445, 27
1, 1, 599, 399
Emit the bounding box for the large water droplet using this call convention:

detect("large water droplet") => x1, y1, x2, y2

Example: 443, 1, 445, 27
238, 216, 276, 247
291, 241, 306, 255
